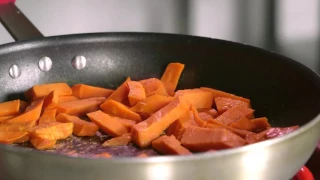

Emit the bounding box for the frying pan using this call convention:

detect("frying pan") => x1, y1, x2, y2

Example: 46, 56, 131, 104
0, 3, 320, 180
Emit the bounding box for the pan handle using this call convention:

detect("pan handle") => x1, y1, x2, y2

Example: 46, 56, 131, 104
0, 1, 44, 41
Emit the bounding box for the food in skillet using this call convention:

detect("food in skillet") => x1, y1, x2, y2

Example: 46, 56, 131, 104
0, 63, 299, 157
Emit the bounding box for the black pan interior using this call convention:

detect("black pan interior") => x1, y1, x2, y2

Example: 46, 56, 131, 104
0, 33, 320, 156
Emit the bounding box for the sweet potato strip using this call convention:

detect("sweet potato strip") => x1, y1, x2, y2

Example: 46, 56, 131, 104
115, 117, 137, 132
161, 63, 185, 96
56, 113, 99, 136
199, 108, 219, 118
100, 100, 141, 122
130, 95, 173, 118
175, 89, 214, 109
58, 96, 79, 103
107, 77, 131, 102
87, 110, 128, 137
230, 117, 253, 131
201, 87, 250, 104
127, 81, 146, 106
0, 131, 29, 144
181, 126, 246, 151
3, 98, 44, 124
19, 100, 29, 112
212, 106, 254, 126
139, 78, 168, 97
206, 119, 255, 138
251, 117, 271, 132
25, 83, 72, 101
190, 106, 207, 127
0, 115, 15, 122
0, 99, 20, 117
30, 122, 73, 150
131, 96, 190, 147
56, 97, 106, 117
42, 91, 58, 110
102, 133, 131, 146
72, 84, 114, 99
215, 97, 250, 114
166, 110, 197, 140
38, 108, 57, 125
152, 135, 191, 155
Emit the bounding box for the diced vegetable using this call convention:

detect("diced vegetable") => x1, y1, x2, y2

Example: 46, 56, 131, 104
131, 96, 190, 147
87, 110, 128, 137
130, 95, 173, 118
72, 84, 114, 99
0, 100, 21, 117
139, 78, 168, 97
107, 77, 131, 102
214, 97, 250, 114
102, 133, 131, 146
127, 81, 146, 107
152, 135, 191, 155
38, 108, 57, 125
211, 106, 254, 126
161, 63, 185, 95
115, 117, 137, 132
166, 110, 197, 140
56, 97, 106, 117
175, 89, 214, 109
251, 117, 271, 132
0, 131, 29, 144
201, 87, 250, 104
58, 96, 79, 103
100, 100, 141, 121
25, 83, 72, 101
181, 126, 246, 151
56, 113, 99, 136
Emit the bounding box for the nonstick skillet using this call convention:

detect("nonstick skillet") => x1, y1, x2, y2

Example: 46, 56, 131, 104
0, 2, 319, 180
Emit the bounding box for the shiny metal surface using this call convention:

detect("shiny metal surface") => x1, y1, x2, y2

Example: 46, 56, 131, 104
8, 64, 21, 79
0, 33, 319, 180
71, 56, 86, 70
38, 56, 52, 72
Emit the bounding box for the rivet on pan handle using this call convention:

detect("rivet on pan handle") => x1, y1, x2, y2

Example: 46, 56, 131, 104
0, 1, 44, 41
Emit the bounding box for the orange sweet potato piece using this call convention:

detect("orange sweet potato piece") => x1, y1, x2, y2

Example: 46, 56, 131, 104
130, 95, 173, 118
0, 115, 15, 122
102, 133, 131, 146
190, 106, 207, 127
25, 83, 72, 101
0, 131, 29, 144
198, 112, 213, 121
100, 100, 141, 122
213, 106, 254, 126
230, 117, 253, 131
175, 89, 214, 109
72, 84, 114, 99
131, 96, 190, 147
115, 117, 137, 132
19, 100, 29, 113
0, 99, 20, 117
94, 152, 112, 158
42, 91, 58, 109
160, 63, 185, 96
31, 122, 73, 140
251, 117, 271, 132
87, 110, 128, 137
3, 98, 44, 124
0, 121, 36, 132
206, 119, 255, 138
199, 108, 219, 118
181, 126, 246, 151
139, 78, 168, 97
58, 96, 79, 103
166, 110, 197, 140
136, 153, 148, 158
30, 137, 57, 150
56, 97, 106, 117
107, 77, 131, 102
127, 81, 146, 106
38, 108, 57, 125
201, 87, 250, 104
56, 113, 99, 136
215, 97, 250, 114
152, 135, 191, 155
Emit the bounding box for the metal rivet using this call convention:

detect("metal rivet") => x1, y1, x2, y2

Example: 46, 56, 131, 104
38, 57, 52, 72
9, 64, 21, 79
71, 56, 86, 70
